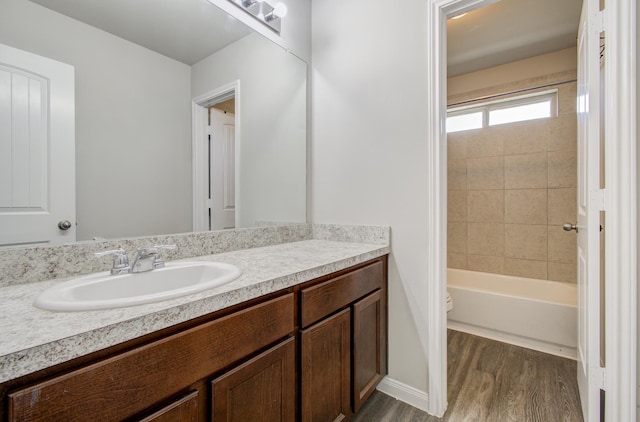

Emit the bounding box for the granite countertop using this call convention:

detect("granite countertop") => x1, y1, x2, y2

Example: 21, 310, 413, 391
0, 239, 389, 384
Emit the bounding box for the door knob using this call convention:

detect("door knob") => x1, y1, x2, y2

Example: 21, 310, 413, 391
58, 220, 72, 231
563, 223, 578, 233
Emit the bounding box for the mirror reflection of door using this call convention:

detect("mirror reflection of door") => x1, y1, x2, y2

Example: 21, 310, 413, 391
209, 102, 235, 230
0, 43, 75, 247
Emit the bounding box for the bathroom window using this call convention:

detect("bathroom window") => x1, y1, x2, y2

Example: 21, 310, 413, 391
447, 90, 557, 133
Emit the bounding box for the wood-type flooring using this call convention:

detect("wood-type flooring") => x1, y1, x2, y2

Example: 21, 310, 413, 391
352, 330, 583, 422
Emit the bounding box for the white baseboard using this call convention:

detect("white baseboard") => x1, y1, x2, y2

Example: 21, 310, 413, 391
376, 376, 430, 413
448, 321, 577, 360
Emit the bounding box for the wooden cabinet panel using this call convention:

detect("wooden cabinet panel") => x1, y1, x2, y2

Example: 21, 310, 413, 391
300, 260, 383, 328
301, 308, 352, 422
8, 294, 294, 422
352, 290, 386, 412
211, 337, 295, 422
138, 391, 199, 422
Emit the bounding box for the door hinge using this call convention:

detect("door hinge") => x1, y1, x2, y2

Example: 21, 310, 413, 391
206, 199, 213, 209
207, 125, 212, 135
590, 189, 606, 211
593, 366, 606, 390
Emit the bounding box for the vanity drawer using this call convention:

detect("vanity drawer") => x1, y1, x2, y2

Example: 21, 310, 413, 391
300, 260, 383, 328
8, 293, 294, 422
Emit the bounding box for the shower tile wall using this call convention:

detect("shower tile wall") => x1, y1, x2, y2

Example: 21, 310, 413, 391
447, 71, 577, 283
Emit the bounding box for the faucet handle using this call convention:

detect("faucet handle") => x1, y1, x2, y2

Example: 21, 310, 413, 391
94, 249, 130, 275
151, 244, 176, 269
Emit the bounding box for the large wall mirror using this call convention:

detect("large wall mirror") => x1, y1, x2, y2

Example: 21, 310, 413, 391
0, 0, 306, 245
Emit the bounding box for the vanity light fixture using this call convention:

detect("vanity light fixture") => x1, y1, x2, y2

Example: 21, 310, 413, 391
241, 0, 263, 7
228, 0, 287, 33
264, 3, 287, 22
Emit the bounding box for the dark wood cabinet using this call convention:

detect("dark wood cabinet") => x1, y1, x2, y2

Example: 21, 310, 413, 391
301, 309, 352, 422
2, 256, 387, 422
138, 391, 199, 422
300, 258, 387, 421
211, 338, 295, 422
353, 290, 386, 412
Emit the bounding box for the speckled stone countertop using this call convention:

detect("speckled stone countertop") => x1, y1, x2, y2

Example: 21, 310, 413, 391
0, 239, 389, 384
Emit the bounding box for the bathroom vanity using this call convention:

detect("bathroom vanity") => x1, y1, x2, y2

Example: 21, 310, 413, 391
0, 233, 389, 422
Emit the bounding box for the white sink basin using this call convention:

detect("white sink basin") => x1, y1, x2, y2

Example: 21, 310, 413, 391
34, 261, 242, 312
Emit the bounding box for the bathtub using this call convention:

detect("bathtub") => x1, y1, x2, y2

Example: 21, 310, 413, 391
447, 268, 577, 359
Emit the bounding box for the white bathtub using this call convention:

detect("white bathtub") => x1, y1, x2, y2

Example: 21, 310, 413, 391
447, 268, 577, 359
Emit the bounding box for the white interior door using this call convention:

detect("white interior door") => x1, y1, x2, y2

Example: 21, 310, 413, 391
576, 0, 603, 420
0, 43, 75, 247
209, 108, 235, 230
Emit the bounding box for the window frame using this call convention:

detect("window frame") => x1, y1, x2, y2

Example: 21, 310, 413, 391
446, 89, 558, 133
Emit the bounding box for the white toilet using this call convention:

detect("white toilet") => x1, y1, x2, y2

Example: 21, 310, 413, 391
446, 291, 454, 312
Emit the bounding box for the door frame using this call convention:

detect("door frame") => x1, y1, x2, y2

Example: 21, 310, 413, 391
192, 80, 241, 232
425, 0, 637, 418
601, 1, 637, 420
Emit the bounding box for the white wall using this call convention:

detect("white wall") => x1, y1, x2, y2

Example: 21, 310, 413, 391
311, 0, 431, 397
192, 33, 307, 227
0, 0, 193, 241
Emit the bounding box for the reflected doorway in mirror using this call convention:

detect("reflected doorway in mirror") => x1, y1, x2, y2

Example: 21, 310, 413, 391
209, 105, 236, 230
192, 80, 240, 233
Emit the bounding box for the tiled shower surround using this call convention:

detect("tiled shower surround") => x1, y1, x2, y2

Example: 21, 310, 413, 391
447, 70, 577, 283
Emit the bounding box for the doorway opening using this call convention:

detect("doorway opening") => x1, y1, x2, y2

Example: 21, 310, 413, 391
422, 0, 604, 415
208, 100, 236, 230
192, 81, 240, 233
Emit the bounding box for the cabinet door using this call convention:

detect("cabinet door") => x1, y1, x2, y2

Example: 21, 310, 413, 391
352, 290, 386, 412
301, 308, 351, 422
138, 391, 199, 422
211, 337, 295, 422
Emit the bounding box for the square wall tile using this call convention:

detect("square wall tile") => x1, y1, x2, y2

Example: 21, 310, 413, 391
466, 128, 504, 158
548, 149, 577, 188
467, 190, 504, 223
448, 222, 467, 254
448, 252, 467, 270
549, 262, 577, 283
448, 159, 467, 191
548, 227, 577, 264
548, 188, 577, 225
549, 69, 577, 82
558, 82, 578, 116
548, 114, 577, 152
504, 153, 547, 189
448, 191, 467, 222
467, 255, 504, 274
504, 258, 548, 280
501, 120, 549, 156
505, 224, 547, 261
467, 222, 504, 256
505, 189, 547, 224
467, 156, 504, 190
447, 134, 467, 160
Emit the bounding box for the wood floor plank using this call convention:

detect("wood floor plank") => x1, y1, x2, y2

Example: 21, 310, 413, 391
352, 330, 583, 422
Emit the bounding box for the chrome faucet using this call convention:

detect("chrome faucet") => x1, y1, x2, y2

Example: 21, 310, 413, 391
131, 245, 176, 273
94, 249, 130, 275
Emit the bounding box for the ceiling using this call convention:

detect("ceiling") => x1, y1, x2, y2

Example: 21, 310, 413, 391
447, 0, 583, 77
29, 0, 253, 65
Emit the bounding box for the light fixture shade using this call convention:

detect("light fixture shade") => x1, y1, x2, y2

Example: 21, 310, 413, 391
272, 3, 287, 18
